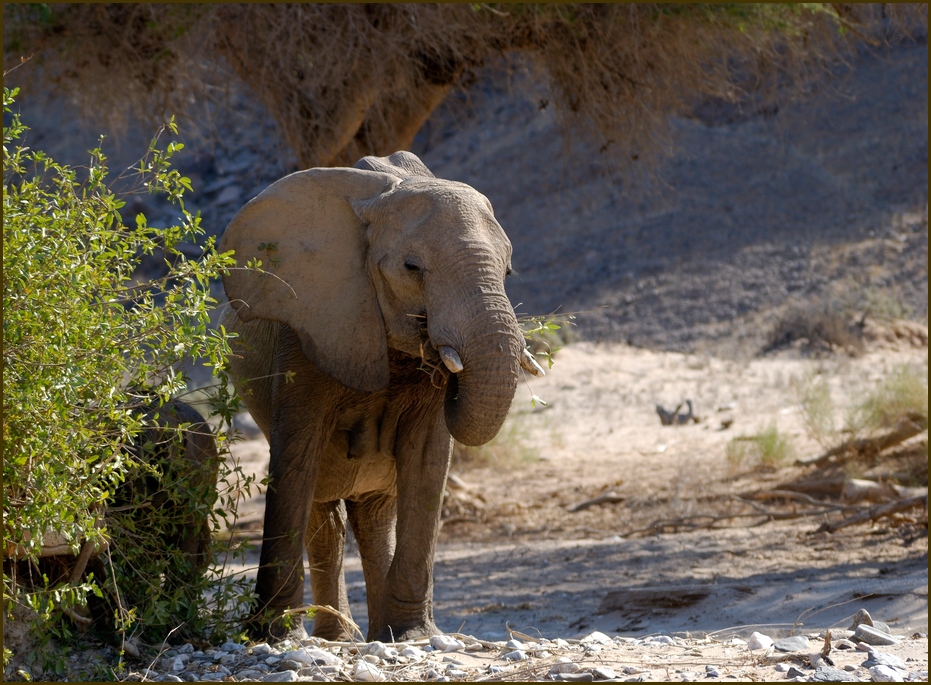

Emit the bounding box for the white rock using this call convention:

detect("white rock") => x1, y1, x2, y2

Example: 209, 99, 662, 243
252, 644, 273, 655
553, 638, 570, 649
361, 641, 397, 659
285, 647, 341, 666
747, 632, 774, 650
447, 669, 468, 678
261, 671, 300, 682
581, 630, 612, 644
774, 663, 790, 672
362, 654, 380, 665
178, 643, 195, 654
503, 649, 527, 661
236, 670, 265, 681
505, 638, 525, 650
429, 635, 465, 652
870, 665, 905, 682
353, 660, 386, 682
593, 667, 617, 679
646, 635, 675, 645
220, 641, 246, 653
167, 657, 186, 672
549, 658, 581, 674
399, 646, 425, 660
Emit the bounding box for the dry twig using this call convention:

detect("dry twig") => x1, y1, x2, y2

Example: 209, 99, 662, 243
811, 494, 928, 535
795, 418, 927, 467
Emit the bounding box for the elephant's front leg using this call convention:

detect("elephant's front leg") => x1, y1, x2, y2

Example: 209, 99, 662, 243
306, 499, 352, 640
376, 412, 452, 642
249, 331, 341, 641
346, 492, 397, 641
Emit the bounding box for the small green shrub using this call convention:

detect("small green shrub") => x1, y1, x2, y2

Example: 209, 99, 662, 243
793, 371, 837, 449
726, 422, 793, 473
2, 85, 255, 669
846, 363, 929, 437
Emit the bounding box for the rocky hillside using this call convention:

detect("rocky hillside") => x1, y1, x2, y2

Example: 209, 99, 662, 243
12, 40, 927, 359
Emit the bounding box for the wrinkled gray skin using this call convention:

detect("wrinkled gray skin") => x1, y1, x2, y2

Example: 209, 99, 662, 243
219, 152, 524, 642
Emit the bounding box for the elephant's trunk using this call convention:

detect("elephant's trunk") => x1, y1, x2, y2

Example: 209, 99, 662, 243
428, 270, 523, 447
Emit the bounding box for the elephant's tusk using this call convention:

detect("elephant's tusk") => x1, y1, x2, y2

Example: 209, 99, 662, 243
520, 348, 546, 377
438, 346, 464, 374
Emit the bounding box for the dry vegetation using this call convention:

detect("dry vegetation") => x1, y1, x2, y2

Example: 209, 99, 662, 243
4, 4, 926, 170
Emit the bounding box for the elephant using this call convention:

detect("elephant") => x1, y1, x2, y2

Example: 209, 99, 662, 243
219, 151, 545, 642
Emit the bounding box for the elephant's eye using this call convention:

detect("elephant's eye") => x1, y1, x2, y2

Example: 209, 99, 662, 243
404, 259, 423, 274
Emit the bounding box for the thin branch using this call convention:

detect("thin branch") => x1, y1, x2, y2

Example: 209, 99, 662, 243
811, 494, 928, 535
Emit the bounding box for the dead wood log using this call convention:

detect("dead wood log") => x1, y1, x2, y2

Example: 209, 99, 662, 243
811, 493, 928, 535
795, 416, 927, 467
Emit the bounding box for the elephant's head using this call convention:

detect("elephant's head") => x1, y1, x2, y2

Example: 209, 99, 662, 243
220, 152, 535, 446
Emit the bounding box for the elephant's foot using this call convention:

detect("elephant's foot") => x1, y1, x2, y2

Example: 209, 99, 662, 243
243, 610, 309, 644
370, 620, 441, 644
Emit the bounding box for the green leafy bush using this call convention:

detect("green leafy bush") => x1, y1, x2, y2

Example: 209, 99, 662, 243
3, 86, 255, 667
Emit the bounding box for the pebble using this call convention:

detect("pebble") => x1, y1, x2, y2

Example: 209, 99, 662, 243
746, 632, 774, 650
353, 660, 387, 682
429, 635, 465, 652
864, 651, 907, 671
220, 641, 247, 654
870, 665, 905, 682
286, 647, 341, 666
810, 665, 858, 681
94, 627, 923, 684
260, 671, 300, 682
361, 641, 397, 659
400, 645, 425, 659
582, 630, 613, 644
554, 673, 595, 682
774, 635, 810, 652
550, 657, 582, 674
855, 624, 900, 646
645, 634, 676, 645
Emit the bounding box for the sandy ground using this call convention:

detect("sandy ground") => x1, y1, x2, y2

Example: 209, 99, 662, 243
224, 336, 928, 680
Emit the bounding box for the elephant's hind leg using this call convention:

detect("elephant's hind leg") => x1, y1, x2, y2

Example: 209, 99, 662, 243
346, 493, 397, 641
306, 499, 352, 640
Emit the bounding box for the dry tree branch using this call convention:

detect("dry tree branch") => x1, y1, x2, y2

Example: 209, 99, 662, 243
811, 494, 928, 535
795, 416, 927, 467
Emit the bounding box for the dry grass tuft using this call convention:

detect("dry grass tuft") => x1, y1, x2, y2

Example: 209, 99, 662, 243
5, 4, 926, 170
764, 304, 866, 355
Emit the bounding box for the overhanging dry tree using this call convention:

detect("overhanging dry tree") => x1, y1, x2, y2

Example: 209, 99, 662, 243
4, 4, 927, 169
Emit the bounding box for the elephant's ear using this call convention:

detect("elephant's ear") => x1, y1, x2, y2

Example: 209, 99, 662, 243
354, 151, 435, 179
220, 168, 401, 393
